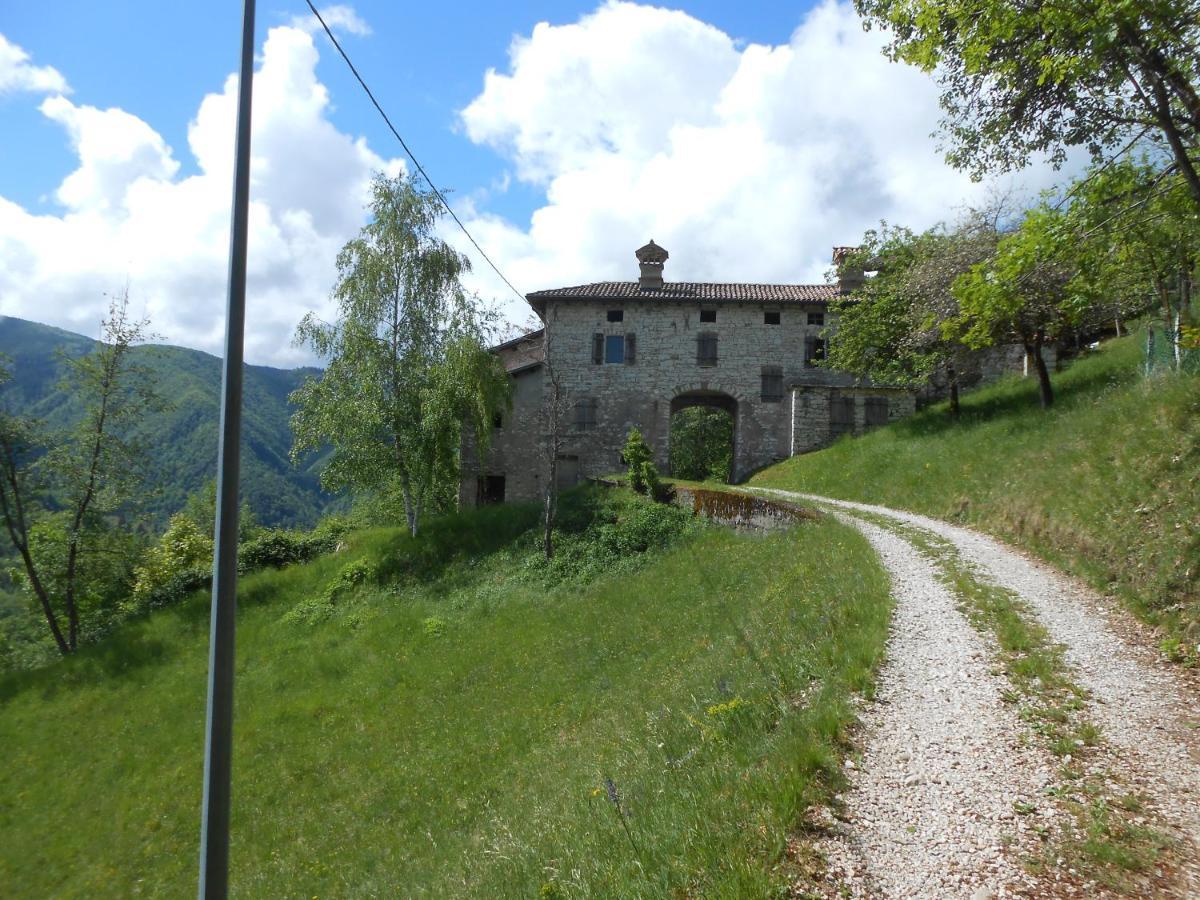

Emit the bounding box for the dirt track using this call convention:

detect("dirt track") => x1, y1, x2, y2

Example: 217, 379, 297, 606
757, 489, 1200, 899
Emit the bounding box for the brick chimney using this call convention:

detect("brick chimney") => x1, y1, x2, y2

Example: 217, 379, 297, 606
832, 245, 864, 293
636, 239, 669, 290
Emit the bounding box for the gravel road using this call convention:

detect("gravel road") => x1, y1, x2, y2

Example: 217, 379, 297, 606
756, 489, 1200, 899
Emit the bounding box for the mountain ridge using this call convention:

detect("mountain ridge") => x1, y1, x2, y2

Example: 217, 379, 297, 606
0, 315, 333, 528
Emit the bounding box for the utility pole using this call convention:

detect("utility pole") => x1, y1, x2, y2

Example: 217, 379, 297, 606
199, 0, 255, 896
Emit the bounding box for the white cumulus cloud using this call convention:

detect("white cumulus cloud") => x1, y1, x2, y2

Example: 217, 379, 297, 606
0, 21, 402, 366
0, 33, 70, 95
455, 0, 1074, 325
290, 4, 372, 37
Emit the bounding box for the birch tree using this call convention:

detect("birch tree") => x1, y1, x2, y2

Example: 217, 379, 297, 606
290, 174, 509, 537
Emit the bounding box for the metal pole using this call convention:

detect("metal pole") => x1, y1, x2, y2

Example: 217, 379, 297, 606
199, 0, 255, 896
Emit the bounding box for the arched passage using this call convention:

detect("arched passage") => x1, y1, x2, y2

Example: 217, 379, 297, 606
669, 390, 738, 482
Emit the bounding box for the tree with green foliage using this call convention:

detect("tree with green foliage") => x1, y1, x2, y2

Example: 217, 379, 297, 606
0, 296, 158, 654
951, 207, 1091, 408
855, 0, 1200, 206
290, 174, 510, 537
1063, 160, 1199, 365
828, 210, 1004, 417
669, 407, 733, 482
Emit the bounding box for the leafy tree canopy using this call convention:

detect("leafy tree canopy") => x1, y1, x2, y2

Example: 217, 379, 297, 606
855, 0, 1200, 204
290, 174, 509, 536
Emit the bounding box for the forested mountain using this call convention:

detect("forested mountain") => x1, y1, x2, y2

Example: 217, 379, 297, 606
0, 315, 334, 528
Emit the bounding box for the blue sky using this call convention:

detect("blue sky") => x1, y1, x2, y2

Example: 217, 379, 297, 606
2, 2, 817, 226
0, 2, 1068, 365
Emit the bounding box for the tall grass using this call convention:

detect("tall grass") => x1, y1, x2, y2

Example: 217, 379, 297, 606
0, 489, 891, 897
752, 334, 1200, 657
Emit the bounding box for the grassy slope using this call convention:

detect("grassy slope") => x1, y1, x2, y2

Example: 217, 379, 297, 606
0, 491, 890, 898
752, 334, 1200, 655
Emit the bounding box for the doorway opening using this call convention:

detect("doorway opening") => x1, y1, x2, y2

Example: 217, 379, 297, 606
669, 391, 736, 483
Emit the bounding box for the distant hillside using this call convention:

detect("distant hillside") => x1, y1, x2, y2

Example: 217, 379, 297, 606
0, 316, 334, 528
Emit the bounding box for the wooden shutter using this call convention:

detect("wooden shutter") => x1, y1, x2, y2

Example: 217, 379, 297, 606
624, 333, 636, 365
592, 333, 603, 364
804, 336, 815, 368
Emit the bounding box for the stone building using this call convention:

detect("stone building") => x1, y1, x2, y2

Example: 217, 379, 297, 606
461, 241, 915, 506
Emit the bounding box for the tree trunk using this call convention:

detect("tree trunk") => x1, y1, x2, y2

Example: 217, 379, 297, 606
1028, 336, 1054, 409
400, 476, 417, 537
946, 362, 960, 418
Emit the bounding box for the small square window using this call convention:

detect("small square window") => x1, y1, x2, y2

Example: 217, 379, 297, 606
764, 311, 780, 325
700, 309, 717, 323
808, 312, 825, 327
604, 334, 625, 364
607, 309, 624, 322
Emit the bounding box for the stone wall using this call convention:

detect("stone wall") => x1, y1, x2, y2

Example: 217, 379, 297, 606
463, 299, 919, 506
791, 386, 915, 454
542, 297, 851, 485
459, 364, 544, 507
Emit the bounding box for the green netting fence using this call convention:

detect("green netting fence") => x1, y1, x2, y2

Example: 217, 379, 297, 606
1144, 326, 1200, 375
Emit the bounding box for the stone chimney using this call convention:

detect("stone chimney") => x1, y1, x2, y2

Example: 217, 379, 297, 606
636, 239, 669, 290
832, 245, 864, 293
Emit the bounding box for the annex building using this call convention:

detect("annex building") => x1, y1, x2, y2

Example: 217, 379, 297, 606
461, 240, 914, 506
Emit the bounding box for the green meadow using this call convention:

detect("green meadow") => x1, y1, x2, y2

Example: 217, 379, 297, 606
0, 489, 891, 898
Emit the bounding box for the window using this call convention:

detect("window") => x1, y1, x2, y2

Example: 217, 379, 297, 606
830, 397, 855, 437
700, 309, 717, 323
556, 455, 580, 490
808, 312, 825, 327
607, 309, 624, 322
623, 332, 636, 365
604, 334, 625, 364
804, 336, 826, 368
761, 366, 783, 402
493, 412, 503, 429
697, 332, 718, 367
478, 475, 506, 505
865, 396, 889, 427
764, 311, 780, 325
592, 333, 603, 364
573, 397, 598, 430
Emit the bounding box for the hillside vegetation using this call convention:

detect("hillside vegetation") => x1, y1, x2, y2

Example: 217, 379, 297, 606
0, 316, 329, 529
0, 487, 891, 897
752, 334, 1200, 659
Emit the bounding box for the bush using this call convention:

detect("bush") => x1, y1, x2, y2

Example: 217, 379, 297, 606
523, 492, 697, 585
238, 529, 337, 573
282, 557, 376, 627
129, 514, 214, 613
624, 428, 659, 495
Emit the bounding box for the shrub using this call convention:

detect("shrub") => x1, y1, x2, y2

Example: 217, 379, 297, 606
624, 428, 657, 495
129, 514, 214, 613
238, 529, 336, 573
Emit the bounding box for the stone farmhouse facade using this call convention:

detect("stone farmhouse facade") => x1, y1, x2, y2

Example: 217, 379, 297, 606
461, 241, 915, 507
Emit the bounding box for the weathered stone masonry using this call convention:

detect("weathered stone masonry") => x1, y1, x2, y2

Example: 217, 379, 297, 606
461, 241, 914, 506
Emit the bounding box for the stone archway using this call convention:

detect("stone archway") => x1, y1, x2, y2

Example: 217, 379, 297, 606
669, 388, 740, 481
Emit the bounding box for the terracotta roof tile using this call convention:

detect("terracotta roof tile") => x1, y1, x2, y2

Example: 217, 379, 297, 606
527, 281, 838, 303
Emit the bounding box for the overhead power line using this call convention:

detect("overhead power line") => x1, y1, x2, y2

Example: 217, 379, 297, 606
303, 0, 527, 304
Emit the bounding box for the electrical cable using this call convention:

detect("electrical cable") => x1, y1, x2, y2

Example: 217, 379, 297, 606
303, 0, 527, 304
